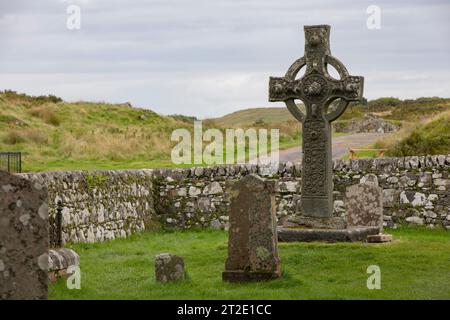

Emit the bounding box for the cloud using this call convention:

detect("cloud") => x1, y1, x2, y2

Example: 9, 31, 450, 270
0, 0, 448, 117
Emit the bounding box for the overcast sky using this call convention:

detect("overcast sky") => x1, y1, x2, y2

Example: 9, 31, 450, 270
0, 0, 449, 117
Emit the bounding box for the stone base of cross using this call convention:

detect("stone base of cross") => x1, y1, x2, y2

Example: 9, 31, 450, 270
269, 25, 364, 218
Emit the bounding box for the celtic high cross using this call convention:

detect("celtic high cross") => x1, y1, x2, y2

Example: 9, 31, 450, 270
269, 25, 364, 218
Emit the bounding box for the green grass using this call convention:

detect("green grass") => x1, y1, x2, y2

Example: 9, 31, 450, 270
49, 227, 450, 300
25, 158, 195, 172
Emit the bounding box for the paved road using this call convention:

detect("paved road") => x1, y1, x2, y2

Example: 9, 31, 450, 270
278, 132, 387, 163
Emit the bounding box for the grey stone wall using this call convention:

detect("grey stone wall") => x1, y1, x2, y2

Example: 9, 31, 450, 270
154, 155, 450, 230
20, 154, 450, 244
19, 170, 154, 245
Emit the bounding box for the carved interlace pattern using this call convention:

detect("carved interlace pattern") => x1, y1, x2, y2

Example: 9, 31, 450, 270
302, 120, 327, 196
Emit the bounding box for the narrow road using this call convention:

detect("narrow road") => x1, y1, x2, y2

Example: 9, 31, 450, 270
278, 132, 387, 163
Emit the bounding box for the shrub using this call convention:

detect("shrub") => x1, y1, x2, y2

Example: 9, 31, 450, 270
0, 90, 62, 105
23, 128, 48, 145
367, 97, 402, 110
28, 106, 60, 126
2, 130, 26, 145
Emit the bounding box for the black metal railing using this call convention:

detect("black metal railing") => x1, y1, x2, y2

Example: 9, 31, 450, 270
0, 152, 22, 173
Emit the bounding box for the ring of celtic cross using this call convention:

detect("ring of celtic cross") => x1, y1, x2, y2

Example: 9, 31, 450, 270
282, 55, 352, 123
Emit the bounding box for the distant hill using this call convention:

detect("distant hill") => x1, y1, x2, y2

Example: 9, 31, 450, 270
210, 97, 450, 128
209, 107, 294, 127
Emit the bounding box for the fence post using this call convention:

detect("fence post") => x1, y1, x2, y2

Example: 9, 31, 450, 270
56, 200, 63, 247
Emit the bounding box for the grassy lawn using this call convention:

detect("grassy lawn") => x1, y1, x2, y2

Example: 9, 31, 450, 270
25, 158, 195, 172
49, 227, 450, 300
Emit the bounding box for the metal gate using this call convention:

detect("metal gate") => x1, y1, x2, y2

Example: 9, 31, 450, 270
0, 152, 22, 173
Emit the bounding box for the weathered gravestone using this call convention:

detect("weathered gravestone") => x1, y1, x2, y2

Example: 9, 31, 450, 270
0, 171, 48, 299
269, 25, 364, 218
345, 177, 392, 242
223, 174, 281, 282
344, 180, 384, 230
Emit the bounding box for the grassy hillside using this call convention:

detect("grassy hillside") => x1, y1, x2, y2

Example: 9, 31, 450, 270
365, 97, 450, 157
0, 91, 295, 172
375, 110, 450, 156
1, 91, 449, 172
0, 90, 193, 172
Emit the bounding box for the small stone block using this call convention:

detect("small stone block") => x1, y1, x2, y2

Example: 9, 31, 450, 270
155, 253, 185, 283
367, 234, 393, 243
48, 248, 80, 283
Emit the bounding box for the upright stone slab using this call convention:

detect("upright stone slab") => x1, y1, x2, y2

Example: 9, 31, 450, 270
344, 183, 383, 231
269, 25, 364, 218
0, 171, 48, 299
223, 174, 281, 282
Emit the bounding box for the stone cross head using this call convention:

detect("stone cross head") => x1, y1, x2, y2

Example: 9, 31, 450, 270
269, 25, 364, 123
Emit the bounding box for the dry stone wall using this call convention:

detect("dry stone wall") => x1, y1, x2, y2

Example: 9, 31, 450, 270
154, 155, 450, 230
19, 154, 450, 244
19, 170, 154, 245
